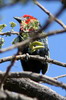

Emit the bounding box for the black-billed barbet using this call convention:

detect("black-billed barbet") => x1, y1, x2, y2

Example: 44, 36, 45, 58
13, 15, 49, 74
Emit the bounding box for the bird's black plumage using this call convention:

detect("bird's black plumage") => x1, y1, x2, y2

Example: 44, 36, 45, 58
18, 34, 49, 74
14, 15, 49, 74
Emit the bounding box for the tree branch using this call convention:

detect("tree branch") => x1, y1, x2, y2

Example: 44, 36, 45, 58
0, 31, 19, 35
3, 78, 65, 100
53, 74, 66, 80
0, 52, 18, 89
0, 90, 35, 100
0, 28, 66, 53
0, 29, 66, 36
33, 0, 66, 29
0, 54, 66, 68
0, 72, 66, 90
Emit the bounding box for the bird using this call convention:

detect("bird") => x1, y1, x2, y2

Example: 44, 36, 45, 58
13, 15, 49, 74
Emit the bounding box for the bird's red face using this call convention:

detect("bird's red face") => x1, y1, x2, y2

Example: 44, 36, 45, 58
22, 15, 37, 24
14, 15, 39, 32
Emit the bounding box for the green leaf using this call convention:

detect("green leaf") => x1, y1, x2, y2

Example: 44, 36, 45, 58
0, 24, 7, 32
0, 37, 4, 48
10, 22, 17, 28
12, 36, 19, 44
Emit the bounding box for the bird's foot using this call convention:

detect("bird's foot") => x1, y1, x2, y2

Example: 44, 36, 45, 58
25, 53, 29, 61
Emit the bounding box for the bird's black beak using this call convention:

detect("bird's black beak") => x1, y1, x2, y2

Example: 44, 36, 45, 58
13, 17, 22, 23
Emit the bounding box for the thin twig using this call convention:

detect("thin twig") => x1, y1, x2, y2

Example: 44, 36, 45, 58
33, 0, 65, 32
0, 38, 31, 53
0, 29, 66, 36
33, 0, 66, 29
53, 74, 66, 80
27, 54, 66, 67
44, 0, 60, 1
0, 31, 19, 35
0, 54, 66, 68
0, 53, 18, 89
0, 28, 66, 53
0, 1, 18, 9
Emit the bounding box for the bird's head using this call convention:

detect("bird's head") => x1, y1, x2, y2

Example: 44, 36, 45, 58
14, 15, 39, 32
13, 15, 44, 52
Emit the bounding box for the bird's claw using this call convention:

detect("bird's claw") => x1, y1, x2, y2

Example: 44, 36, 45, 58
25, 53, 29, 61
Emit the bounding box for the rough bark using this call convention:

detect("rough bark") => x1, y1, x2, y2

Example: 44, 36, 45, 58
3, 78, 66, 100
0, 90, 36, 100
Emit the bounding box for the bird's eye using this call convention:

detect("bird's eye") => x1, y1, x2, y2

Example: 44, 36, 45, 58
27, 17, 30, 19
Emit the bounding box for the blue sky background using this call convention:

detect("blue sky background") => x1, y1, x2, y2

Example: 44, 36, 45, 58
0, 1, 66, 96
